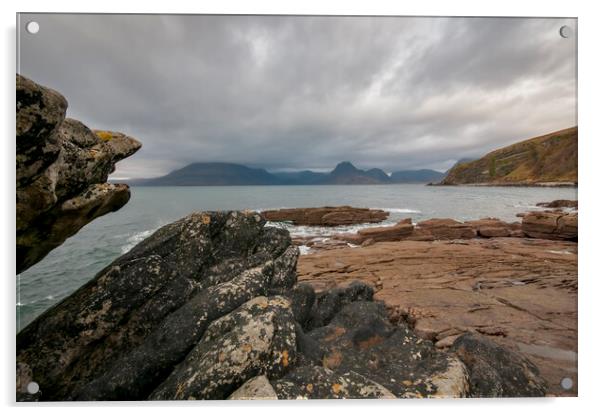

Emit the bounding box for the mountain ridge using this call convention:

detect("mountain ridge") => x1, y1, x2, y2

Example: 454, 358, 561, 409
125, 161, 445, 186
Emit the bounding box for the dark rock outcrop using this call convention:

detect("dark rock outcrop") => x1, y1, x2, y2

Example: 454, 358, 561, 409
450, 333, 547, 397
17, 210, 548, 401
16, 211, 298, 401
16, 74, 141, 273
262, 206, 389, 226
522, 211, 577, 241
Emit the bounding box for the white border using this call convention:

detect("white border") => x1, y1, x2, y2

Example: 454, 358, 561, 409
2, 1, 601, 414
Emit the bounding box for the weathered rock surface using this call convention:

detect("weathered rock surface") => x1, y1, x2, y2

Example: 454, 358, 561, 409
522, 211, 578, 241
16, 211, 298, 401
150, 296, 297, 400
303, 300, 470, 398
228, 376, 278, 400
298, 237, 577, 396
262, 206, 389, 226
451, 333, 546, 397
16, 74, 141, 273
416, 218, 477, 240
536, 200, 578, 209
17, 208, 549, 400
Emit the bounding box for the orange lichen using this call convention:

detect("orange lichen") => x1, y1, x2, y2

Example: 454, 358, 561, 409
331, 383, 342, 394
95, 131, 114, 142
281, 350, 289, 367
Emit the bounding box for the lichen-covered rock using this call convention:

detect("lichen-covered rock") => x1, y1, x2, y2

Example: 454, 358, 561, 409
228, 376, 278, 400
149, 296, 297, 400
16, 74, 141, 273
306, 300, 469, 398
305, 281, 374, 330
450, 333, 547, 397
16, 211, 299, 401
271, 365, 395, 399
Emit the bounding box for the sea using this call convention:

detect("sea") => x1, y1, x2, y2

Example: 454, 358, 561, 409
16, 184, 577, 331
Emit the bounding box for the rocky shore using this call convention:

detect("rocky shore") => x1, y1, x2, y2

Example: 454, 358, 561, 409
17, 211, 549, 401
15, 76, 575, 400
294, 200, 578, 396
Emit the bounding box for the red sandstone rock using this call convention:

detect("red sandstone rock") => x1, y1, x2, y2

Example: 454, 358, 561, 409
522, 211, 577, 240
416, 218, 477, 240
262, 206, 389, 226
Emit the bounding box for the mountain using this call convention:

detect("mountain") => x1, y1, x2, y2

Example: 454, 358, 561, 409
128, 161, 449, 186
327, 162, 389, 184
390, 169, 445, 183
130, 162, 282, 186
440, 127, 577, 185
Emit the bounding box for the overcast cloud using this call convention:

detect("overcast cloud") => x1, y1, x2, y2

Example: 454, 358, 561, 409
18, 14, 577, 178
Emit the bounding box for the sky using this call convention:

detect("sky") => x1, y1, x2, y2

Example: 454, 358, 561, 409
18, 14, 577, 178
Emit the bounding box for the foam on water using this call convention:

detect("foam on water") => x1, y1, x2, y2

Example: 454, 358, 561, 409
121, 229, 157, 254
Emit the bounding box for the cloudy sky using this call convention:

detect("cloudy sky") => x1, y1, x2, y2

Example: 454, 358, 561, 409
19, 14, 577, 178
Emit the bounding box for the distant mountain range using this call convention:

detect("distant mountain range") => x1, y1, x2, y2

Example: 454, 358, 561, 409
125, 161, 446, 186
440, 127, 577, 186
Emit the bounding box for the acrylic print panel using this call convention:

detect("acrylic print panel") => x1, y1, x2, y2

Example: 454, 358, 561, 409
16, 14, 577, 401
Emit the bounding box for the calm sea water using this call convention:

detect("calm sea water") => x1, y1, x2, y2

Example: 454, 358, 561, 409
16, 184, 577, 330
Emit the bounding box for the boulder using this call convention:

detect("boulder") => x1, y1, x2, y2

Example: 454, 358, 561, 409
536, 200, 578, 209
357, 222, 414, 242
450, 333, 547, 397
522, 211, 577, 240
465, 218, 512, 238
149, 296, 297, 400
228, 376, 278, 400
305, 300, 470, 398
262, 206, 389, 226
416, 218, 477, 240
16, 211, 299, 401
305, 281, 374, 330
271, 365, 395, 399
16, 74, 141, 273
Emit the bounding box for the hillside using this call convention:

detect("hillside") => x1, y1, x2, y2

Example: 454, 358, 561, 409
440, 127, 577, 186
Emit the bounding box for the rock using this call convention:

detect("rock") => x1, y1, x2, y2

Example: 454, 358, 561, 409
298, 237, 576, 396
305, 281, 374, 330
357, 222, 414, 242
149, 296, 297, 400
450, 333, 547, 397
271, 365, 395, 399
416, 218, 477, 240
228, 376, 278, 400
522, 211, 578, 240
289, 283, 316, 326
262, 206, 389, 226
16, 75, 141, 273
536, 200, 578, 209
305, 300, 470, 398
16, 211, 299, 401
465, 218, 512, 238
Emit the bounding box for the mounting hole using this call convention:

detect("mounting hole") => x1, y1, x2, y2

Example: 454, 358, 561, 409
559, 25, 573, 39
26, 381, 39, 394
26, 21, 40, 34
560, 377, 573, 390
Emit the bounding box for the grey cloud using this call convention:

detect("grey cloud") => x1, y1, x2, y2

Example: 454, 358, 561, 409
18, 14, 577, 178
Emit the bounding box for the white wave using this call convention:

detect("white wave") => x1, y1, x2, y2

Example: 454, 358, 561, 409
379, 207, 422, 214
121, 229, 157, 254
298, 245, 312, 256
